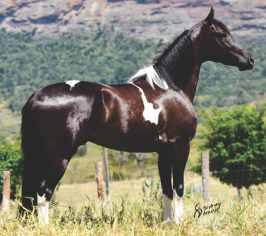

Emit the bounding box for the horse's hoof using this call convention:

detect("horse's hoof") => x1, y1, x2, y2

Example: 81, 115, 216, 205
162, 218, 181, 225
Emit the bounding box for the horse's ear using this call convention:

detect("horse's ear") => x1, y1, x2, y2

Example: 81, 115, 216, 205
205, 7, 215, 23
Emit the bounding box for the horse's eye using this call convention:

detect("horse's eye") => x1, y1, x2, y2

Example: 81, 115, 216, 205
214, 32, 227, 38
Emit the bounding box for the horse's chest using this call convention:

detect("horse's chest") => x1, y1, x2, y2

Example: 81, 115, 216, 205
126, 89, 196, 143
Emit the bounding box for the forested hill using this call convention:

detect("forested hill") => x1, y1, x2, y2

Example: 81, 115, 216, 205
0, 29, 265, 113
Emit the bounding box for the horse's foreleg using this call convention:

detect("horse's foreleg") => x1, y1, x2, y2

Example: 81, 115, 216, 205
171, 139, 190, 224
158, 147, 174, 222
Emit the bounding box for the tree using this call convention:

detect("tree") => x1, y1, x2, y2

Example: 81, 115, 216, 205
0, 140, 23, 199
202, 105, 266, 197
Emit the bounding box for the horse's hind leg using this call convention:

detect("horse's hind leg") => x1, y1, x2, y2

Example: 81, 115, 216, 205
19, 158, 42, 217
36, 153, 73, 224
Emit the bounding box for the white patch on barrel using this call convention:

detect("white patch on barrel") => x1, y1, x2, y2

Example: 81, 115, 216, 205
162, 191, 183, 224
37, 194, 49, 224
129, 65, 168, 90
65, 80, 80, 88
130, 83, 161, 125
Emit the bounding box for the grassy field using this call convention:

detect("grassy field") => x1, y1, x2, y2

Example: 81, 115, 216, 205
60, 133, 203, 184
0, 174, 265, 236
0, 104, 265, 235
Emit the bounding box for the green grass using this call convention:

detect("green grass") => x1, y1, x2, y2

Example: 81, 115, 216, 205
1, 176, 265, 236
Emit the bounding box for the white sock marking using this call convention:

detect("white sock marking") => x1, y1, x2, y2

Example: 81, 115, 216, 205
37, 194, 49, 224
162, 192, 183, 224
130, 83, 161, 125
129, 65, 168, 90
65, 80, 80, 88
163, 194, 173, 222
173, 191, 183, 224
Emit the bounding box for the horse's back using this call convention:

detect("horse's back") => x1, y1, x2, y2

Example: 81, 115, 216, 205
23, 81, 101, 110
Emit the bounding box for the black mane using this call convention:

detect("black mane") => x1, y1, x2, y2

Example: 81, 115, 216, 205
154, 30, 192, 65
154, 29, 194, 89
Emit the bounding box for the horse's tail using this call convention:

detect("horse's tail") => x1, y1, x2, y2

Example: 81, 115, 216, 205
19, 97, 42, 216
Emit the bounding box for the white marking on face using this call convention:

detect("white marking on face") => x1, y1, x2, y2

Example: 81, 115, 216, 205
65, 80, 80, 88
162, 192, 183, 224
130, 83, 161, 125
37, 194, 49, 224
129, 65, 169, 90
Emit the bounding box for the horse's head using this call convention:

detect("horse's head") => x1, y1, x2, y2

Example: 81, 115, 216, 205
194, 7, 254, 71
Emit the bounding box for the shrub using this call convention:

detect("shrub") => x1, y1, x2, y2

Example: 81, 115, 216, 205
202, 105, 266, 194
0, 140, 22, 198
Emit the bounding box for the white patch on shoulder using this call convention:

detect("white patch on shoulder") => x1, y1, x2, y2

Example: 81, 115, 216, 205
65, 80, 80, 88
129, 65, 168, 90
37, 194, 49, 224
130, 82, 161, 125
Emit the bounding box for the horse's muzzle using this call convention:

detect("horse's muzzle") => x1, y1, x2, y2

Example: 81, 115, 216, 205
239, 56, 255, 71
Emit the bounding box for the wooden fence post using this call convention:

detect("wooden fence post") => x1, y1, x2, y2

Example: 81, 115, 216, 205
95, 161, 104, 199
202, 151, 210, 201
102, 148, 110, 198
1, 171, 11, 211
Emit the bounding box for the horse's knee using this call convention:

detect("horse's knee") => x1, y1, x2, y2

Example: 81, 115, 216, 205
174, 183, 184, 197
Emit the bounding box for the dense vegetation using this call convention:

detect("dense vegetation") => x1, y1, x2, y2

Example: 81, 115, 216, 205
0, 29, 158, 111
202, 105, 266, 195
0, 140, 22, 198
0, 29, 265, 112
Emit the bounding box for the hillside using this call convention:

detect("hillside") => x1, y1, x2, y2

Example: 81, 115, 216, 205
1, 0, 266, 42
0, 103, 20, 140
0, 28, 265, 114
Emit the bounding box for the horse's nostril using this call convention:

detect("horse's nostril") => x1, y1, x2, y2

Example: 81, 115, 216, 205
249, 57, 255, 65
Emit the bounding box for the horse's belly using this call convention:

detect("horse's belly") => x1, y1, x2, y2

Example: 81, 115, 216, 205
88, 125, 159, 152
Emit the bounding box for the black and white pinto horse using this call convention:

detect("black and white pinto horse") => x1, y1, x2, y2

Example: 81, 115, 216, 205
20, 8, 254, 224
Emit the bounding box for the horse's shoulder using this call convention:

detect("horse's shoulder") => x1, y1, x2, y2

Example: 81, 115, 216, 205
172, 90, 194, 112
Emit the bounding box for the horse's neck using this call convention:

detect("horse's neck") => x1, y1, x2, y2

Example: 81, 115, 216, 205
180, 63, 201, 101
156, 59, 200, 102
155, 34, 201, 102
